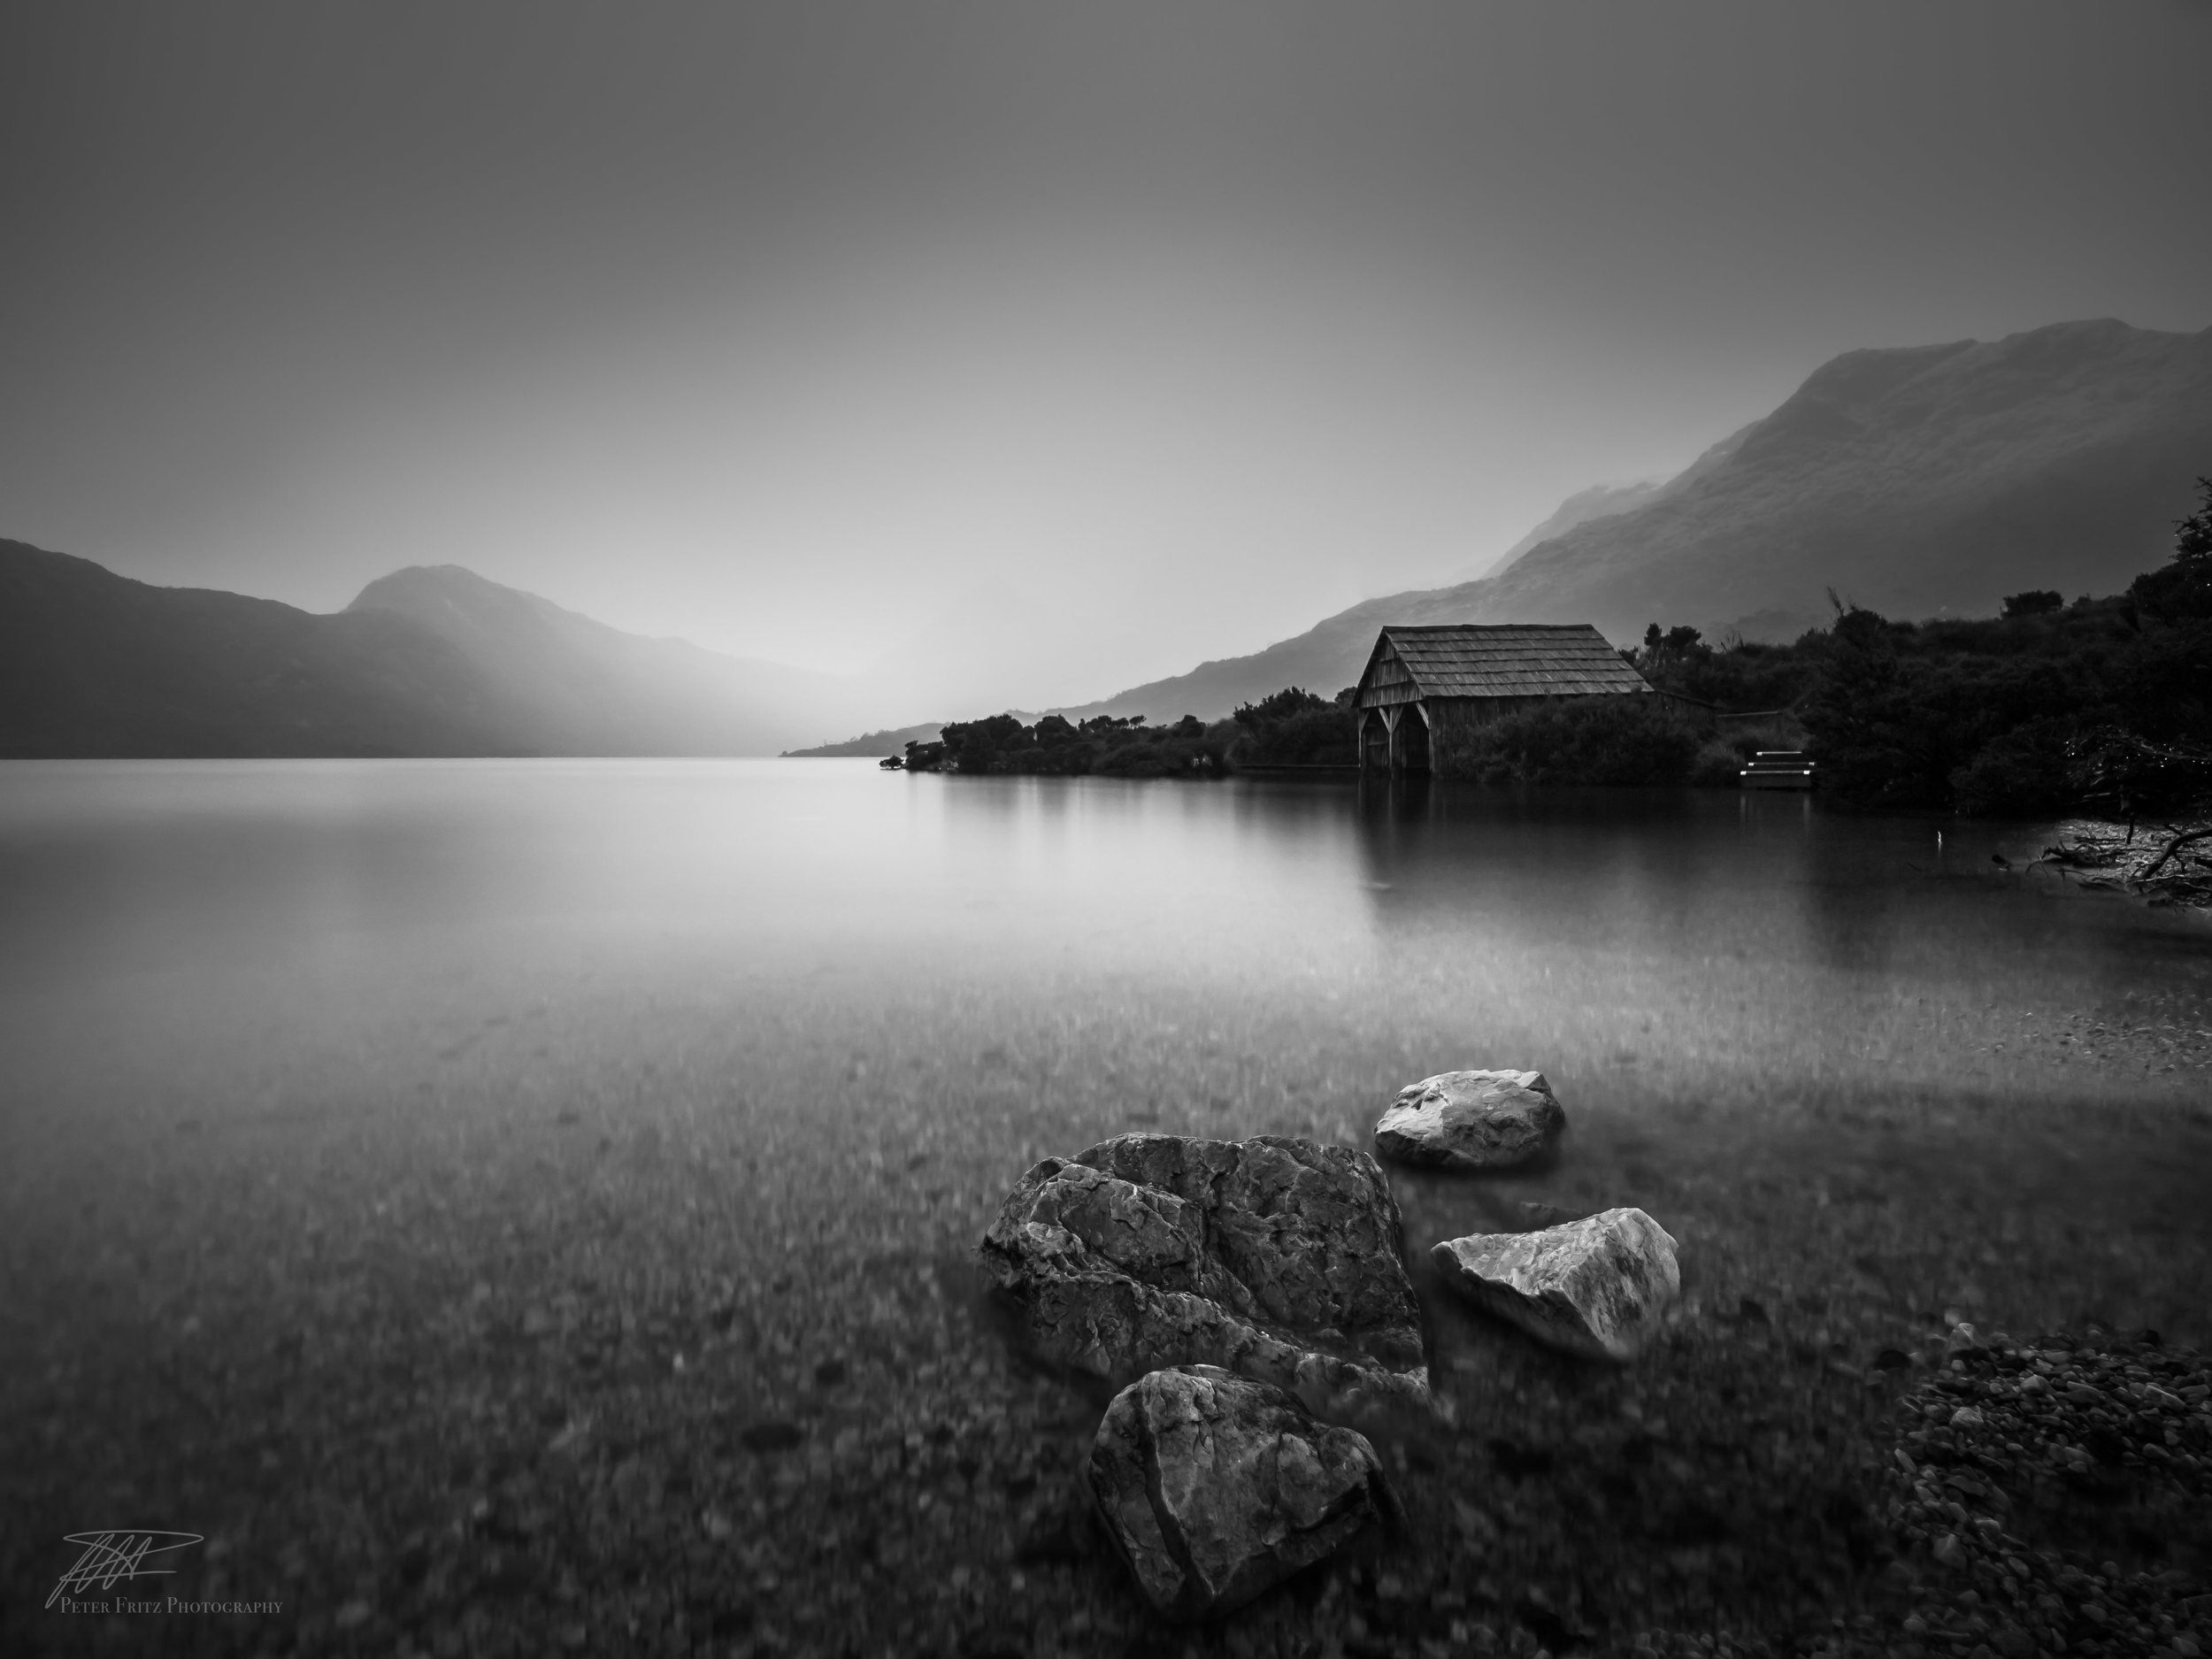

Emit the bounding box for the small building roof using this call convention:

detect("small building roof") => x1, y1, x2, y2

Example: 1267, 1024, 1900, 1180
1356, 624, 1650, 703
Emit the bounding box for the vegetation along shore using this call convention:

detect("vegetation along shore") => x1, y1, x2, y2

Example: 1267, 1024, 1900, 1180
891, 482, 2212, 905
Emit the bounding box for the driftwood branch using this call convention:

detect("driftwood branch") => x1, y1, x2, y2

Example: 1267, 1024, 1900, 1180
2139, 825, 2212, 883
2041, 818, 2212, 909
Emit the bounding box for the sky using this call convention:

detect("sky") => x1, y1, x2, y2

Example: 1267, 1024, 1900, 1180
4, 2, 2209, 718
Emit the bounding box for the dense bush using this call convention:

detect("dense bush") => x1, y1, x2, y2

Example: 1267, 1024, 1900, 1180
1226, 687, 1358, 767
905, 710, 1227, 776
899, 687, 1363, 779
2065, 726, 2212, 819
1618, 478, 2212, 815
1790, 599, 2212, 812
901, 480, 2212, 813
2129, 475, 2212, 621
1947, 717, 2082, 817
1456, 697, 1704, 787
1629, 623, 1823, 712
1686, 718, 1810, 788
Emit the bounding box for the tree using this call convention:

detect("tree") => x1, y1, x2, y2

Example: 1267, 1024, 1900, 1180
2180, 476, 2212, 561
2129, 475, 2212, 620
2001, 590, 2062, 618
1233, 687, 1332, 726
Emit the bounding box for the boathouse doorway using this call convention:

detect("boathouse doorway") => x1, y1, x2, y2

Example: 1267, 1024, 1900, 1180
1396, 707, 1431, 772
1360, 710, 1391, 770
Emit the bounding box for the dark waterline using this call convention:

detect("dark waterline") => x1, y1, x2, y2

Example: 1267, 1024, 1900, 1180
4, 759, 2208, 1655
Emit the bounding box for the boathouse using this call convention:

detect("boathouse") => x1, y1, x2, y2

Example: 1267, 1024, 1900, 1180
1352, 623, 1657, 776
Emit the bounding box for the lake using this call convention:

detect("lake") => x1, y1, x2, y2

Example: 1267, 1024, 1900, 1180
4, 759, 2208, 1657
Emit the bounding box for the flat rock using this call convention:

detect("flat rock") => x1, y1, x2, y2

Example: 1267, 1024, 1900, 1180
1432, 1207, 1680, 1361
980, 1133, 1432, 1417
1373, 1070, 1564, 1171
1087, 1364, 1397, 1620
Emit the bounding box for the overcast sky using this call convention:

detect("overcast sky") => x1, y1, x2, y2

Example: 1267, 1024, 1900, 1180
4, 2, 2208, 715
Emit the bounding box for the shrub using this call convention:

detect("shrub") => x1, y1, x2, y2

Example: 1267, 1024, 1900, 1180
1233, 687, 1335, 726
1688, 741, 1745, 788
2130, 476, 2212, 621
2066, 726, 2212, 818
1948, 717, 2081, 816
1685, 718, 1813, 788
1229, 705, 1357, 767
1094, 743, 1171, 777
1459, 697, 1703, 787
902, 699, 1271, 778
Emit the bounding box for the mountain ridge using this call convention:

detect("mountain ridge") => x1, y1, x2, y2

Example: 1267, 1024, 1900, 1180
10, 318, 2207, 752
345, 563, 863, 755
1469, 419, 1760, 583
0, 546, 871, 757
1056, 318, 2212, 721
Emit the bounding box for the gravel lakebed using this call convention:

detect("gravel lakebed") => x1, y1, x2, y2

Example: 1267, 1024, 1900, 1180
1882, 1326, 2211, 1659
6, 965, 2211, 1659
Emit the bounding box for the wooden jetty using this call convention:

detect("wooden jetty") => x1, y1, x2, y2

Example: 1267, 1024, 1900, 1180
1740, 749, 1816, 790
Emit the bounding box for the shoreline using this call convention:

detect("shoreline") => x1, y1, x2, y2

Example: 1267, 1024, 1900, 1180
2041, 818, 2212, 911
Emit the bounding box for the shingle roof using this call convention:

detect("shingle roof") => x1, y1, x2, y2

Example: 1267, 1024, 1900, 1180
1362, 624, 1650, 700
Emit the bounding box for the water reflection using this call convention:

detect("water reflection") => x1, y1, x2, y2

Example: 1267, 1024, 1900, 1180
3, 759, 2208, 1653
1, 761, 2200, 1126
1343, 779, 2195, 1062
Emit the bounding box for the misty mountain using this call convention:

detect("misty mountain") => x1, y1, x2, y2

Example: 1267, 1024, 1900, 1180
344, 565, 863, 756
783, 721, 946, 758
1467, 421, 1756, 582
0, 541, 498, 757
1474, 482, 1666, 582
1064, 319, 2212, 720
0, 544, 863, 757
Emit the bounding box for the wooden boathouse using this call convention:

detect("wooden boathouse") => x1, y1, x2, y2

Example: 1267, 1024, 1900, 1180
1352, 623, 1659, 778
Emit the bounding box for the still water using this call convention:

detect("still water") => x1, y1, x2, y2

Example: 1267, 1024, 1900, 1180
3, 759, 2208, 1654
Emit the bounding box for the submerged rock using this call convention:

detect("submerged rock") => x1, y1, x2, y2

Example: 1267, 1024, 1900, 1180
1373, 1070, 1565, 1171
1087, 1364, 1397, 1620
980, 1133, 1432, 1417
1432, 1207, 1680, 1360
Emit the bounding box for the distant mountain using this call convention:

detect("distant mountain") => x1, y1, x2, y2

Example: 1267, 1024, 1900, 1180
1479, 319, 2212, 641
346, 565, 860, 755
1064, 319, 2212, 720
783, 721, 944, 758
0, 541, 498, 757
0, 545, 864, 757
1475, 482, 1665, 582
1467, 420, 1755, 582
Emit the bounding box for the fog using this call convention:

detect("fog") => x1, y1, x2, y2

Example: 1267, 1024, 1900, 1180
4, 2, 2208, 716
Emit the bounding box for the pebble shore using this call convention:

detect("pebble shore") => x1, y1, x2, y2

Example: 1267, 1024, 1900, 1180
7, 957, 2209, 1657
1885, 1325, 2210, 1659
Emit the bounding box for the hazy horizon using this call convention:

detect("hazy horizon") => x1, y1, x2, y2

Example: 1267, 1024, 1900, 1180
5, 2, 2208, 717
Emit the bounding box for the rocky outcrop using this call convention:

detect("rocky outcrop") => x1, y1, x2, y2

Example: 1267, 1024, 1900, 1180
1087, 1364, 1398, 1620
1432, 1208, 1680, 1360
980, 1133, 1432, 1417
1374, 1070, 1565, 1171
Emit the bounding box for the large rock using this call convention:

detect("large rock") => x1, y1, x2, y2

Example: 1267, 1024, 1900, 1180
1087, 1364, 1397, 1620
1432, 1207, 1680, 1360
1373, 1070, 1564, 1171
980, 1133, 1432, 1417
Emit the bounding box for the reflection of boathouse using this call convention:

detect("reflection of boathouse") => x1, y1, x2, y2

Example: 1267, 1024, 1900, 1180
1352, 623, 1657, 777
